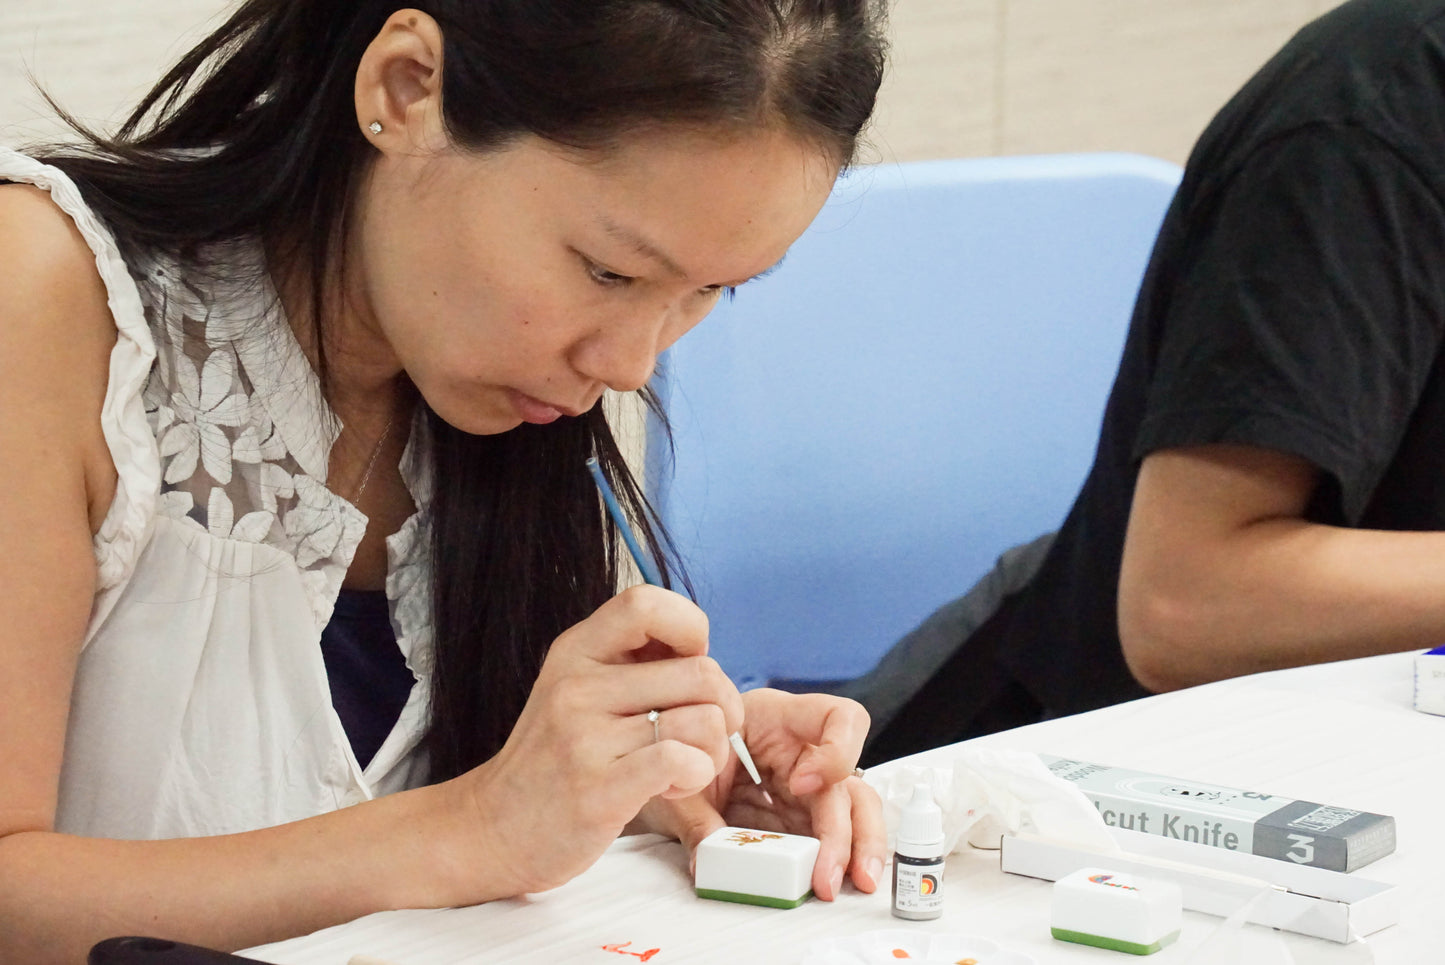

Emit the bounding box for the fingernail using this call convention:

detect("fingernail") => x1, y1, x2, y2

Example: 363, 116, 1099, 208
792, 772, 824, 796
865, 856, 884, 891
829, 865, 844, 899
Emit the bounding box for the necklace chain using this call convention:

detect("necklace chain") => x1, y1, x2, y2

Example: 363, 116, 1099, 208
349, 414, 397, 505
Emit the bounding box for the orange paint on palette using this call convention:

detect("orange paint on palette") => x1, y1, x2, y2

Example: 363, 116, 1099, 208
956, 959, 979, 965
891, 950, 911, 959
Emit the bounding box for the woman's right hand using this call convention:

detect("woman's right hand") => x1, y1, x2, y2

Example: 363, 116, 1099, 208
439, 584, 743, 899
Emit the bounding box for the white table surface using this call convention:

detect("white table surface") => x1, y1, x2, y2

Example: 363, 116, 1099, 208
245, 651, 1441, 964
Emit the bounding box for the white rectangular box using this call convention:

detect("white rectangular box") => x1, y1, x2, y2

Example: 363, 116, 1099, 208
1000, 829, 1398, 943
1413, 646, 1445, 715
1040, 754, 1395, 871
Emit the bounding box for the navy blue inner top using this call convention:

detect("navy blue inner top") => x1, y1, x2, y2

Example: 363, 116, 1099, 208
319, 588, 413, 769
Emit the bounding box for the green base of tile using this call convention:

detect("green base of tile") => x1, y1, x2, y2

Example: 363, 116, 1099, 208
1051, 926, 1179, 956
695, 887, 813, 909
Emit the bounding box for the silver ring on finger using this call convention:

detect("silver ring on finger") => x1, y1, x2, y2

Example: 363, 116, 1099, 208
647, 708, 661, 744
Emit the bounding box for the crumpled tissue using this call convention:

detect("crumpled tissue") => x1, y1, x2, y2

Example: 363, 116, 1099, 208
865, 747, 1118, 854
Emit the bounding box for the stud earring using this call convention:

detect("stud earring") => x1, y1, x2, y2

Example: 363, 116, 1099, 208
368, 121, 383, 135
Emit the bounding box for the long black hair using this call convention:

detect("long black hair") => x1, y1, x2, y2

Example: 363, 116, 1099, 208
36, 0, 887, 781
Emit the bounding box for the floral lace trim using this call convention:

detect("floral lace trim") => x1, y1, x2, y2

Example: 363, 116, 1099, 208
129, 244, 432, 639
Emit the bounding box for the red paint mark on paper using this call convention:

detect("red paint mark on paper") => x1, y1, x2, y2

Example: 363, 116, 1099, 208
602, 941, 661, 961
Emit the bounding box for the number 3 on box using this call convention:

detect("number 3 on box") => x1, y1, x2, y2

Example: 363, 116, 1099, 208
1286, 833, 1316, 864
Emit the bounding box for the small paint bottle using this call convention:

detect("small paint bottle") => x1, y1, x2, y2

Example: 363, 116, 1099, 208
892, 783, 945, 920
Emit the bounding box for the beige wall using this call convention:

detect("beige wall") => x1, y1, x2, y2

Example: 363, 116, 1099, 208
872, 0, 1344, 165
0, 0, 223, 143
6, 1, 1342, 164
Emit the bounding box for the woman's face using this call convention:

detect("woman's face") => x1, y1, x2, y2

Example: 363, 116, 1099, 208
348, 125, 839, 434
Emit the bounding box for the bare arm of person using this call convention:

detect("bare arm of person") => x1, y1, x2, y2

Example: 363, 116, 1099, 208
1118, 442, 1445, 692
0, 186, 748, 962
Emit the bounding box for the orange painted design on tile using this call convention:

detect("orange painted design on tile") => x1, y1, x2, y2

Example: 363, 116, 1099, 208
726, 830, 784, 846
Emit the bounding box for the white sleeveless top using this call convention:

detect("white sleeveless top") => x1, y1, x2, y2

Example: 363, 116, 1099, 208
0, 150, 437, 840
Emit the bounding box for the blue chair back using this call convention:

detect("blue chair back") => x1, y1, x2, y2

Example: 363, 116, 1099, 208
646, 152, 1182, 689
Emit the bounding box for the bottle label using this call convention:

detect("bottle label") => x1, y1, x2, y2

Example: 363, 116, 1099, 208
893, 855, 945, 915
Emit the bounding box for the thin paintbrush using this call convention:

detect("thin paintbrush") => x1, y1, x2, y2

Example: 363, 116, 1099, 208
585, 456, 774, 806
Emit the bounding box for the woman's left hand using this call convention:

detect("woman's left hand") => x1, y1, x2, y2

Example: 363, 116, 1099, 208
634, 689, 886, 900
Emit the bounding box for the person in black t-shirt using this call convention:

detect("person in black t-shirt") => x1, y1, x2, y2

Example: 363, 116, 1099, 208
853, 0, 1445, 765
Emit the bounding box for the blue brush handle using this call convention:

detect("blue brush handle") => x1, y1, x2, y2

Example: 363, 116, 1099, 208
585, 456, 664, 587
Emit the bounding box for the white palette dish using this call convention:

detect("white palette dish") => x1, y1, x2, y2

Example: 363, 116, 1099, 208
803, 930, 1037, 965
